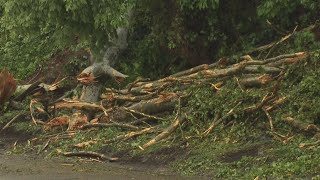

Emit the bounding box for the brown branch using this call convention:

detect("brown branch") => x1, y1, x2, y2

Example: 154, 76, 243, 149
129, 112, 170, 126
127, 77, 151, 92
244, 94, 275, 113
203, 102, 242, 136
119, 107, 167, 121
299, 140, 320, 149
264, 97, 287, 111
239, 74, 273, 88
183, 62, 246, 79
105, 127, 156, 143
284, 117, 319, 135
142, 114, 186, 149
264, 25, 298, 59
62, 151, 118, 162
245, 24, 320, 55
14, 81, 42, 101
170, 64, 210, 77
263, 108, 274, 132
107, 93, 179, 122
104, 90, 160, 102
244, 65, 281, 74
202, 114, 221, 136
1, 111, 28, 132
246, 52, 307, 66
81, 122, 139, 130
53, 100, 104, 112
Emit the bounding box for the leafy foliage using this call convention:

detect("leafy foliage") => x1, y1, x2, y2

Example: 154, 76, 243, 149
257, 0, 320, 28
0, 0, 133, 78
1, 0, 320, 79
119, 0, 320, 80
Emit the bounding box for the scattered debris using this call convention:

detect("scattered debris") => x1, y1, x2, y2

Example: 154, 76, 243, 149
2, 50, 319, 163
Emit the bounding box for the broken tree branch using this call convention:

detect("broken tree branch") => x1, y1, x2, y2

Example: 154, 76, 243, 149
81, 122, 139, 130
284, 117, 319, 135
142, 114, 186, 149
61, 151, 118, 162
1, 111, 28, 132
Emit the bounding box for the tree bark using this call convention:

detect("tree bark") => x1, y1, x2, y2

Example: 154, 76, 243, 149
78, 21, 130, 119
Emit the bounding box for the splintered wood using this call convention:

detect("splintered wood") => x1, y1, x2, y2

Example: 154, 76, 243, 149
10, 51, 310, 156
51, 52, 308, 148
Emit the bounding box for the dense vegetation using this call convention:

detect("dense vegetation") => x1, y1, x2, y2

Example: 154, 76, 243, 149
1, 0, 320, 179
1, 0, 319, 78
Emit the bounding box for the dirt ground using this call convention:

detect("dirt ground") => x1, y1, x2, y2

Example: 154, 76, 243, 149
0, 133, 207, 180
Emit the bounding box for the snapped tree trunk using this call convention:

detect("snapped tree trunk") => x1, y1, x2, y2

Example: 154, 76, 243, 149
78, 24, 130, 120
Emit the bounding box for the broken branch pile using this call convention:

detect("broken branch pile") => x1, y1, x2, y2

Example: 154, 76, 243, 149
47, 52, 309, 148
2, 51, 317, 161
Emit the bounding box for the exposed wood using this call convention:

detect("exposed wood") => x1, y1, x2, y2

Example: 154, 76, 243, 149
119, 107, 167, 121
244, 65, 281, 74
263, 108, 274, 132
142, 115, 186, 149
106, 93, 180, 122
129, 112, 170, 126
1, 112, 28, 132
239, 74, 273, 88
246, 52, 307, 66
105, 127, 156, 143
10, 50, 313, 158
14, 81, 41, 101
53, 101, 104, 111
284, 117, 319, 135
62, 151, 118, 162
81, 122, 139, 130
299, 140, 320, 149
203, 102, 242, 136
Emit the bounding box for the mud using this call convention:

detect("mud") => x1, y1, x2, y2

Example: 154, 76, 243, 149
0, 133, 206, 180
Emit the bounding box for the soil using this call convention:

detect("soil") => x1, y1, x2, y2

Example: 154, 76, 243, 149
0, 131, 208, 180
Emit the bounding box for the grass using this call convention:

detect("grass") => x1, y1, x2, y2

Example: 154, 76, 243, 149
172, 130, 320, 179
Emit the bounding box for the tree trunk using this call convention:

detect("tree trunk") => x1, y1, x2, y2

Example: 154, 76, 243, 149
78, 16, 130, 121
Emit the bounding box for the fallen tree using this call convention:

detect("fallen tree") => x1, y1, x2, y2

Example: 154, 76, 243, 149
43, 51, 310, 147
2, 48, 320, 164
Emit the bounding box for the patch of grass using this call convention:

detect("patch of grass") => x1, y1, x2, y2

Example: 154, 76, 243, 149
12, 122, 41, 134
170, 51, 320, 178
0, 111, 18, 125
173, 133, 320, 179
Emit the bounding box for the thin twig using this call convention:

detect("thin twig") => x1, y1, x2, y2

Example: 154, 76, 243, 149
235, 77, 245, 92
263, 108, 274, 131
142, 114, 186, 149
244, 94, 275, 113
30, 99, 38, 125
264, 25, 298, 59
38, 140, 50, 154
26, 67, 42, 84
203, 102, 242, 136
62, 151, 118, 162
81, 122, 139, 130
105, 127, 156, 143
1, 112, 27, 132
299, 140, 320, 149
120, 107, 167, 121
